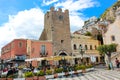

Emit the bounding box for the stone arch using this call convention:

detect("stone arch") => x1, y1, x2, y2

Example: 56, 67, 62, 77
59, 53, 67, 56
58, 50, 68, 56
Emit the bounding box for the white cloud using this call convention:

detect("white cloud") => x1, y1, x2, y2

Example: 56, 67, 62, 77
54, 0, 99, 32
55, 0, 99, 11
0, 8, 44, 53
0, 0, 99, 54
43, 0, 59, 5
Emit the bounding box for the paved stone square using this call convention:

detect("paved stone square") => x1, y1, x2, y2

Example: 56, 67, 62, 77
49, 68, 120, 80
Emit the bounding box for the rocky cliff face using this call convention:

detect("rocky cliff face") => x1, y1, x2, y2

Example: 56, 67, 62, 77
100, 1, 120, 23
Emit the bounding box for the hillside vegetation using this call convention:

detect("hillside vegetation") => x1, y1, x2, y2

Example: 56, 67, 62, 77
100, 1, 120, 21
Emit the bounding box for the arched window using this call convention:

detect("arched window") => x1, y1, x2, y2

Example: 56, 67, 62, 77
90, 45, 92, 50
79, 44, 82, 48
73, 44, 77, 50
85, 45, 88, 50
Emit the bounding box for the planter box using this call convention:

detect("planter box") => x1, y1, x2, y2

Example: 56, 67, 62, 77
0, 78, 7, 80
58, 72, 65, 76
90, 67, 94, 70
7, 78, 13, 80
77, 70, 82, 73
82, 69, 86, 73
74, 71, 78, 75
14, 78, 25, 80
25, 77, 33, 80
86, 68, 94, 72
33, 76, 38, 80
69, 71, 74, 75
38, 76, 46, 80
45, 75, 54, 79
65, 72, 69, 77
54, 74, 58, 78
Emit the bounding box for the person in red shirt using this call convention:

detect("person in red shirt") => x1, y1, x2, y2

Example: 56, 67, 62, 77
115, 58, 119, 68
3, 67, 8, 72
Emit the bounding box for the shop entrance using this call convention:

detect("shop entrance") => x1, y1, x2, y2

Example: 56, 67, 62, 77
59, 52, 67, 65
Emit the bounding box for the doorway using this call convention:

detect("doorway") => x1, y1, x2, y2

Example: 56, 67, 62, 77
59, 52, 67, 65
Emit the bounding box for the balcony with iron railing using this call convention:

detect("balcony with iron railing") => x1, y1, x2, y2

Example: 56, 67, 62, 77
40, 51, 48, 57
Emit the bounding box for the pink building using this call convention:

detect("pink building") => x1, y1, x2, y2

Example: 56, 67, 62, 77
1, 39, 53, 67
1, 39, 27, 67
26, 39, 53, 67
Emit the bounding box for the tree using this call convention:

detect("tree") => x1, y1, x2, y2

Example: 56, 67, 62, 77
85, 31, 92, 36
97, 43, 117, 68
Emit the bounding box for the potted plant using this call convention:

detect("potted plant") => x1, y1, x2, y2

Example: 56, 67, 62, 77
6, 72, 18, 80
46, 69, 52, 75
1, 74, 7, 80
18, 65, 25, 70
54, 68, 64, 78
37, 70, 46, 80
24, 71, 34, 80
80, 65, 86, 73
62, 66, 69, 77
86, 64, 94, 71
55, 68, 63, 73
7, 75, 13, 80
1, 78, 7, 80
74, 65, 81, 75
33, 72, 38, 80
45, 69, 54, 79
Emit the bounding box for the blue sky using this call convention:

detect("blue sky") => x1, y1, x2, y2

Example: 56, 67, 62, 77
0, 0, 117, 53
0, 0, 117, 25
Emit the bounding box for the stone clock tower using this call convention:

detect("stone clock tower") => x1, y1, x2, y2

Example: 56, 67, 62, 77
39, 7, 72, 56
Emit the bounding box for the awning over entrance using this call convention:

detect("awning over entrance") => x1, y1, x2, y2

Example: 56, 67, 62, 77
45, 56, 72, 61
25, 56, 73, 62
25, 57, 44, 62
73, 53, 100, 58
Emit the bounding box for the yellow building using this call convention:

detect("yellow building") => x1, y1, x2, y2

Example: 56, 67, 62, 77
71, 33, 102, 64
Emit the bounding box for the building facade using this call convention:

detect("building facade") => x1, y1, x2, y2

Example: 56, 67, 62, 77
71, 33, 102, 64
103, 7, 120, 52
26, 39, 53, 67
1, 39, 27, 67
103, 7, 120, 65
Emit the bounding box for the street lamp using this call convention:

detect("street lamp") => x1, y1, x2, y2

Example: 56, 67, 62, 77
79, 45, 85, 64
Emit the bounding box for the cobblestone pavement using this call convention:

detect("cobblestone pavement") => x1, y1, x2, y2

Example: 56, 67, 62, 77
49, 68, 120, 80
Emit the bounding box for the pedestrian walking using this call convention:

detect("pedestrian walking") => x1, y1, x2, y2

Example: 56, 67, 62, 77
115, 58, 119, 68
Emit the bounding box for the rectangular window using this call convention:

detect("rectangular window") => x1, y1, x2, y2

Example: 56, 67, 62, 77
85, 45, 88, 50
41, 45, 46, 55
61, 40, 64, 43
90, 45, 92, 50
32, 48, 34, 53
111, 35, 115, 41
19, 42, 22, 48
11, 43, 14, 48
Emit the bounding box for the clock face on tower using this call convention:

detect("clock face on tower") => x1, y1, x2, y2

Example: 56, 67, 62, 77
59, 15, 63, 20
